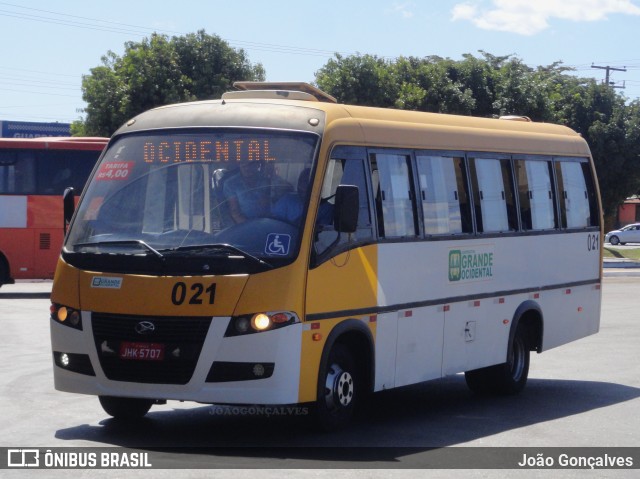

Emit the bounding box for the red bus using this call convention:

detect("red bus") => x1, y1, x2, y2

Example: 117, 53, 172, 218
0, 137, 108, 286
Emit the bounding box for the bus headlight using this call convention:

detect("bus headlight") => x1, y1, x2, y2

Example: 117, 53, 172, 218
50, 303, 83, 330
225, 311, 298, 337
251, 313, 271, 331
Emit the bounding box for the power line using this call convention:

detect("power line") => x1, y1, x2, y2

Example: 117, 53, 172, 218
0, 1, 168, 34
0, 103, 74, 109
0, 3, 354, 59
0, 75, 79, 89
0, 87, 79, 98
0, 66, 81, 78
1, 1, 639, 114
0, 82, 80, 92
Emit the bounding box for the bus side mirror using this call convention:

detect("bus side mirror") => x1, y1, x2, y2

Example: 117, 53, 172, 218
334, 184, 359, 234
63, 187, 75, 234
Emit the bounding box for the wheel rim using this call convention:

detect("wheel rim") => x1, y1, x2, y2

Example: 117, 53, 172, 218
324, 364, 354, 410
611, 236, 619, 245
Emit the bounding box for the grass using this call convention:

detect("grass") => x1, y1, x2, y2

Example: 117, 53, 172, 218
603, 246, 640, 260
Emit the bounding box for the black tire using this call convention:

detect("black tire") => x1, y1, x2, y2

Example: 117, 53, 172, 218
0, 256, 9, 286
464, 366, 493, 394
99, 396, 153, 420
493, 322, 530, 394
609, 235, 620, 245
465, 322, 530, 395
315, 343, 358, 431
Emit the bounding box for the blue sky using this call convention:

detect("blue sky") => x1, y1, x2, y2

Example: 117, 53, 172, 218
0, 0, 639, 124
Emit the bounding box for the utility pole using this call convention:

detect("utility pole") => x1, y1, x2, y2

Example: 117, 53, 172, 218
591, 64, 627, 89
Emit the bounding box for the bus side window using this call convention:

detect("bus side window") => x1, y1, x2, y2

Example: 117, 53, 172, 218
416, 154, 471, 235
468, 157, 517, 233
370, 153, 418, 238
554, 159, 595, 229
454, 157, 473, 233
314, 153, 373, 260
0, 151, 36, 194
37, 150, 98, 195
515, 159, 557, 231
581, 162, 600, 227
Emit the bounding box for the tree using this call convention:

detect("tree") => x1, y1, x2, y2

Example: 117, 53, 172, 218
314, 52, 640, 221
392, 56, 476, 114
315, 54, 398, 108
77, 30, 265, 137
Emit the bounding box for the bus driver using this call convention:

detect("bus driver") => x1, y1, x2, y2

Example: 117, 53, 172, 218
223, 162, 270, 224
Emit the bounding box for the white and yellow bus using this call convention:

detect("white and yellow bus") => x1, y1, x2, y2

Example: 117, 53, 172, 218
50, 82, 602, 429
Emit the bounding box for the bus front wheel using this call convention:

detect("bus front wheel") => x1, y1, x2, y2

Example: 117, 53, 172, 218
99, 396, 153, 420
0, 256, 9, 286
465, 322, 530, 395
315, 344, 358, 431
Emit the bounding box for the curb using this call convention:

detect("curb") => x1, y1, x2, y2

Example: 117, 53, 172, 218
603, 260, 640, 269
603, 259, 640, 276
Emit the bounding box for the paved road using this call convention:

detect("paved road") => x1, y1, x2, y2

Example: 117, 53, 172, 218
0, 278, 638, 478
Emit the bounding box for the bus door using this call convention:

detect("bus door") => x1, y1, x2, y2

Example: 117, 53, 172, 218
373, 151, 445, 387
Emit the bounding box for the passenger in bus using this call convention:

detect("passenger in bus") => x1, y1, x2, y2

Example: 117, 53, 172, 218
223, 162, 270, 223
272, 168, 310, 223
262, 161, 293, 203
273, 169, 333, 225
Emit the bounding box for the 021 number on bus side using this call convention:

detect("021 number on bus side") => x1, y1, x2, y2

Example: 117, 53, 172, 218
587, 233, 599, 252
171, 282, 216, 305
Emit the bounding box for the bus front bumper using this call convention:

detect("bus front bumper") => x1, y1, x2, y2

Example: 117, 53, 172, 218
50, 313, 303, 405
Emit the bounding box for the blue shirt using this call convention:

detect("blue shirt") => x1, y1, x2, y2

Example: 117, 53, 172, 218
273, 194, 334, 225
272, 193, 304, 223
223, 173, 270, 219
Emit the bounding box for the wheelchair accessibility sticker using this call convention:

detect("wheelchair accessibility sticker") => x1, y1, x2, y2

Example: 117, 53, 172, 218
265, 233, 291, 256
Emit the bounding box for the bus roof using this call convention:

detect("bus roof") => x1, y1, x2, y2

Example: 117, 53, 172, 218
115, 83, 589, 157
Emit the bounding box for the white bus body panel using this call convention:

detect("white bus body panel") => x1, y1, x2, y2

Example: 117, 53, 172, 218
373, 231, 601, 391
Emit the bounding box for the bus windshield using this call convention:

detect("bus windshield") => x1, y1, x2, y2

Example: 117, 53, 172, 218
65, 129, 319, 274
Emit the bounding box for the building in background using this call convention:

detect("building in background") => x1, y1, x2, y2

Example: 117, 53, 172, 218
616, 196, 640, 228
1, 120, 71, 138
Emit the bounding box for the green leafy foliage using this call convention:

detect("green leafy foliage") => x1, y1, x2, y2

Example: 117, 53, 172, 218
78, 30, 264, 137
316, 52, 640, 219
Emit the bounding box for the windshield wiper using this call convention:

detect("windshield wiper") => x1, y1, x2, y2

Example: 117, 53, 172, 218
166, 243, 273, 269
72, 240, 165, 260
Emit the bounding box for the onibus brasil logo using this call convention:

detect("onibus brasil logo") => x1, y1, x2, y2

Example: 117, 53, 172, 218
449, 248, 494, 282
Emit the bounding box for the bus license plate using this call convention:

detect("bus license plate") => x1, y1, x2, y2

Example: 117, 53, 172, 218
119, 342, 165, 361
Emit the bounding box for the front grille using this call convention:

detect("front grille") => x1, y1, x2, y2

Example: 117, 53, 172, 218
92, 313, 212, 385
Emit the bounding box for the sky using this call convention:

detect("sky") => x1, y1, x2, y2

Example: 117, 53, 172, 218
0, 0, 639, 125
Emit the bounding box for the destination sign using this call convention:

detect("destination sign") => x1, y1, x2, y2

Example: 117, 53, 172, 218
143, 139, 277, 164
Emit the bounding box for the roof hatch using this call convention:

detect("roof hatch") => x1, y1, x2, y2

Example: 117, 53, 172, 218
222, 82, 338, 103
499, 115, 532, 122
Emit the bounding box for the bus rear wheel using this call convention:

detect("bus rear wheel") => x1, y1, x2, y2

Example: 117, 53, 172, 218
465, 322, 530, 395
315, 344, 358, 431
99, 396, 153, 420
